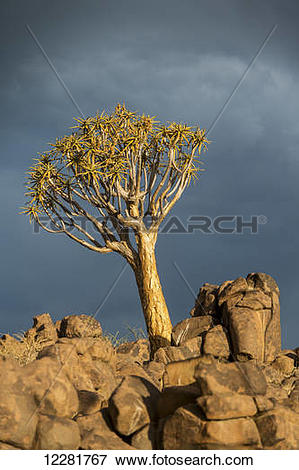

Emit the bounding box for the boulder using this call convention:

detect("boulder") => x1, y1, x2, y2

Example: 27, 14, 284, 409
172, 316, 214, 346
219, 273, 281, 362
77, 390, 107, 415
162, 403, 261, 449
38, 339, 117, 398
58, 315, 102, 338
157, 383, 202, 418
131, 424, 156, 450
196, 393, 257, 420
195, 360, 267, 396
35, 414, 81, 450
162, 404, 205, 449
77, 411, 135, 450
154, 338, 201, 364
201, 418, 261, 449
22, 357, 79, 418
255, 406, 299, 449
190, 283, 219, 317
202, 325, 231, 359
116, 339, 150, 364
108, 375, 159, 436
0, 385, 38, 449
163, 356, 214, 387
28, 313, 58, 347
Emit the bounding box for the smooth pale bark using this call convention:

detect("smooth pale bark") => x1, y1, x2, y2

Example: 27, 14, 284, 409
133, 232, 172, 357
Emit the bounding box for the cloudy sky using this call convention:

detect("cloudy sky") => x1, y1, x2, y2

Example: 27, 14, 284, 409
0, 0, 298, 348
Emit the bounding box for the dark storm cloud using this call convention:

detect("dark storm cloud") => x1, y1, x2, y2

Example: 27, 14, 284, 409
0, 0, 298, 346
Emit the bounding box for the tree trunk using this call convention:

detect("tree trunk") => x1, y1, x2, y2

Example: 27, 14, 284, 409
133, 232, 172, 358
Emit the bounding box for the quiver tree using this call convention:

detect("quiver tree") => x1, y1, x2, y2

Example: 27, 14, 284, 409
23, 103, 209, 356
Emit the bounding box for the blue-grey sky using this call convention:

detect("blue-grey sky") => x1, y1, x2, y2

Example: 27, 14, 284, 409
0, 0, 298, 348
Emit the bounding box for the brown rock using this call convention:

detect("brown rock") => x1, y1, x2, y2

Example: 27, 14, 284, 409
202, 325, 231, 359
35, 414, 81, 450
218, 277, 248, 308
253, 396, 275, 413
162, 404, 205, 449
255, 406, 299, 449
223, 307, 270, 362
195, 360, 267, 396
116, 339, 150, 364
77, 390, 107, 415
38, 339, 117, 398
247, 273, 281, 362
163, 356, 214, 387
77, 411, 135, 450
59, 315, 102, 338
197, 394, 257, 420
172, 316, 214, 346
30, 313, 58, 347
202, 418, 261, 449
131, 424, 156, 449
143, 360, 165, 390
0, 356, 23, 387
219, 273, 281, 363
163, 401, 261, 449
108, 375, 159, 436
190, 283, 219, 317
0, 442, 20, 449
157, 383, 202, 418
154, 339, 201, 365
116, 356, 156, 386
0, 385, 38, 449
23, 357, 79, 418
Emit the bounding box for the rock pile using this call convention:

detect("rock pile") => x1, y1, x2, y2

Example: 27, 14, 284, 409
0, 273, 298, 450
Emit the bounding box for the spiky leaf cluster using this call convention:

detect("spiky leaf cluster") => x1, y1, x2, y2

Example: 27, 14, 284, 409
22, 103, 209, 260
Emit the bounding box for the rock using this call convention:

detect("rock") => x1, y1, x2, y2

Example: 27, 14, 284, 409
116, 356, 156, 386
108, 375, 159, 436
172, 316, 214, 346
143, 360, 165, 390
29, 313, 58, 347
196, 393, 257, 420
195, 360, 267, 396
131, 424, 156, 449
35, 415, 81, 450
0, 356, 23, 387
0, 442, 20, 449
23, 357, 79, 418
154, 339, 201, 365
255, 406, 299, 449
77, 390, 107, 415
116, 339, 150, 364
202, 418, 261, 449
190, 284, 219, 317
218, 277, 248, 308
162, 404, 205, 449
0, 385, 38, 449
219, 273, 281, 362
162, 356, 213, 387
247, 273, 281, 362
162, 403, 261, 449
77, 411, 135, 450
202, 325, 231, 359
58, 315, 102, 338
253, 396, 275, 413
157, 383, 202, 418
163, 356, 214, 387
38, 339, 117, 398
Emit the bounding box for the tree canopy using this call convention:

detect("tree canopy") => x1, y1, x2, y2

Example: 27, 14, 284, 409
23, 103, 209, 264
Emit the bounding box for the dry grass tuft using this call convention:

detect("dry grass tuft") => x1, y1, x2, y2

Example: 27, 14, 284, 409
0, 331, 45, 366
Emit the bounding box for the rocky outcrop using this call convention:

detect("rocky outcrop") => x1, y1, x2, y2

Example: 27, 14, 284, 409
0, 272, 297, 449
